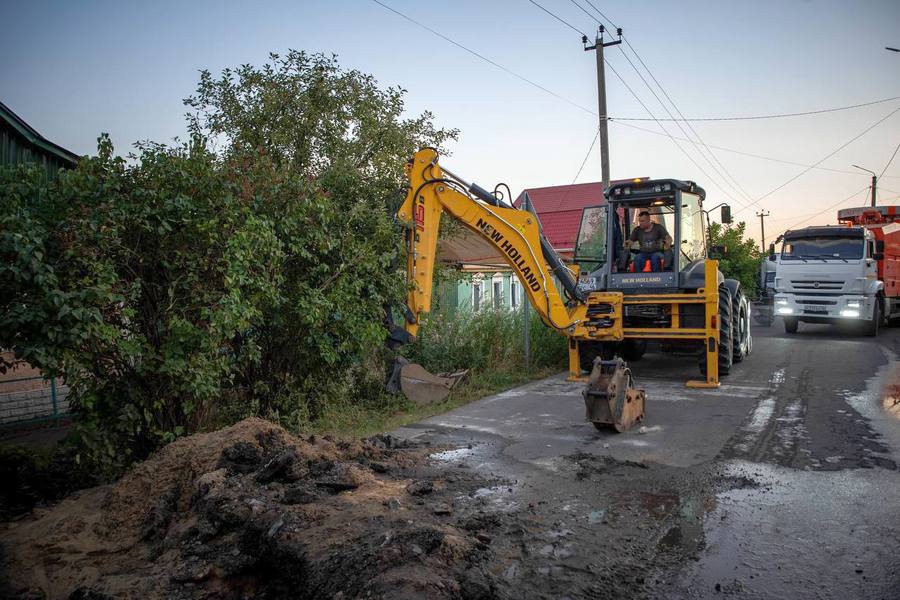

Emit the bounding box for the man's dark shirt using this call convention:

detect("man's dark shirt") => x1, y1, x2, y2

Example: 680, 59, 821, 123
629, 223, 668, 253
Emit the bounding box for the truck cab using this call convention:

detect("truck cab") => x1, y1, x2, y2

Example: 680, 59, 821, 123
574, 179, 714, 294
773, 225, 884, 334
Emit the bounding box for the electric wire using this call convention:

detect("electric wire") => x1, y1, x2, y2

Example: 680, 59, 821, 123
614, 45, 757, 210
779, 186, 870, 230
619, 39, 760, 209
609, 120, 900, 178
611, 95, 900, 122
370, 0, 595, 116
738, 104, 900, 215
880, 141, 900, 178
567, 0, 758, 209
603, 57, 749, 211
526, 0, 587, 36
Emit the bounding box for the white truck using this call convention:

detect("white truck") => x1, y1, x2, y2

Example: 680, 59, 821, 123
771, 220, 897, 336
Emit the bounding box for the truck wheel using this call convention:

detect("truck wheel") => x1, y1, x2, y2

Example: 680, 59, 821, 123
732, 290, 751, 363
621, 340, 647, 362
699, 286, 733, 377
864, 300, 881, 337
579, 342, 616, 373
784, 317, 798, 334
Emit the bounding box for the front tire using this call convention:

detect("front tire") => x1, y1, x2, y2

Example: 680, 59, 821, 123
864, 299, 882, 337
579, 342, 616, 373
732, 289, 751, 363
784, 317, 798, 334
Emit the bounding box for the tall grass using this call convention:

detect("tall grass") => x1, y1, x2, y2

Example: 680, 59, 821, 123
403, 307, 568, 375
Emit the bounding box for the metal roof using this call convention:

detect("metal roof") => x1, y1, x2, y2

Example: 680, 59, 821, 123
1, 100, 80, 170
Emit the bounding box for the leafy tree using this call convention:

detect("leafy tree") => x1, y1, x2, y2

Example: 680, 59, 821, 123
1, 51, 456, 470
184, 51, 457, 420
708, 221, 763, 296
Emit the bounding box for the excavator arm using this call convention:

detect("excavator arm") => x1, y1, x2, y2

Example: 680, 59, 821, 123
395, 148, 585, 339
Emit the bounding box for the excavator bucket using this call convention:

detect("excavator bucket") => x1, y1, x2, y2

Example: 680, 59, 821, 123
582, 358, 646, 432
386, 357, 469, 406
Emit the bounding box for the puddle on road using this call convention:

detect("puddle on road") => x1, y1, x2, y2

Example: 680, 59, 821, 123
664, 460, 900, 599
840, 349, 900, 461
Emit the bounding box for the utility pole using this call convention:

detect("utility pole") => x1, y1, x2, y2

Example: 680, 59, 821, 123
584, 26, 622, 188
756, 210, 770, 252
852, 165, 877, 207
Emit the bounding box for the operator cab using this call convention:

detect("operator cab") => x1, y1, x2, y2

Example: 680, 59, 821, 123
574, 179, 707, 292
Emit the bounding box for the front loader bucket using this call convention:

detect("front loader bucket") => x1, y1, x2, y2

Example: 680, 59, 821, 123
386, 358, 469, 406
582, 358, 646, 432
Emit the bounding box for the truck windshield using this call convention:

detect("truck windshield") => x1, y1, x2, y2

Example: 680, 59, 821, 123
782, 237, 863, 260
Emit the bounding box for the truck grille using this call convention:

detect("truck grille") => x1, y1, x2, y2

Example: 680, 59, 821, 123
790, 280, 843, 291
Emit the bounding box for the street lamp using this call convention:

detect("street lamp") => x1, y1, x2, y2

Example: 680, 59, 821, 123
852, 164, 877, 207
887, 47, 900, 53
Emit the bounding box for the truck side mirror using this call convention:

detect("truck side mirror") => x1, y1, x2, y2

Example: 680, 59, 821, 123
720, 205, 732, 224
768, 243, 776, 261
876, 240, 885, 253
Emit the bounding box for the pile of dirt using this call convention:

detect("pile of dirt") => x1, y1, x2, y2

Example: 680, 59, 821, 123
0, 418, 509, 599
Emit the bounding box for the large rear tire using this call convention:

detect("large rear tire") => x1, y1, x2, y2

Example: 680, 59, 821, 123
699, 285, 733, 377
621, 340, 647, 362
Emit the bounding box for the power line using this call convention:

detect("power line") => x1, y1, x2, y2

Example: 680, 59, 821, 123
781, 186, 870, 229
609, 119, 900, 178
619, 39, 760, 210
880, 141, 900, 178
737, 104, 900, 215
526, 0, 587, 36
552, 1, 753, 210
602, 59, 748, 208
610, 95, 900, 122
372, 0, 900, 206
571, 128, 601, 183
570, 0, 759, 208
370, 0, 595, 116
580, 0, 619, 30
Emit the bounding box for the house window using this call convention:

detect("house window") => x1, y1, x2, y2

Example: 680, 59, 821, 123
492, 273, 503, 309
472, 273, 484, 311
510, 279, 519, 308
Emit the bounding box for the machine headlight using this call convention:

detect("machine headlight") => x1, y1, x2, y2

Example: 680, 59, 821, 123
775, 298, 788, 306
840, 309, 860, 318
847, 300, 861, 308
777, 307, 794, 315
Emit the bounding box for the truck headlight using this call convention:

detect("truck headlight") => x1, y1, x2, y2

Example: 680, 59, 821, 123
840, 309, 860, 318
847, 300, 861, 308
777, 307, 794, 315
775, 298, 788, 306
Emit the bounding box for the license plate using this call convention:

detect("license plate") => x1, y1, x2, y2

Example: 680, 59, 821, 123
805, 305, 827, 313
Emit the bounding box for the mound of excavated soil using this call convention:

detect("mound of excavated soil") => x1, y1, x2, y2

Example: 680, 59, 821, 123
0, 418, 506, 599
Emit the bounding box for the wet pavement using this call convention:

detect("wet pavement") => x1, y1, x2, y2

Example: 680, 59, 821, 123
393, 319, 900, 599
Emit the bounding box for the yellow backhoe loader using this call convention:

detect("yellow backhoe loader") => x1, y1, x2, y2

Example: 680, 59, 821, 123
385, 149, 751, 431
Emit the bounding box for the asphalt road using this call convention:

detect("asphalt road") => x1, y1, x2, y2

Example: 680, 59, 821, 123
393, 318, 900, 599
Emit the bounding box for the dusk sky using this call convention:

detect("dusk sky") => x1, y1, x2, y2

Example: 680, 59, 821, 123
3, 0, 899, 246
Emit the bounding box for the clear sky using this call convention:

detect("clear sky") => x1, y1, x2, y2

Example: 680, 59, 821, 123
3, 0, 899, 246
